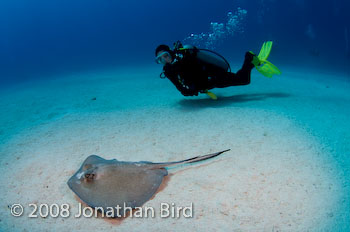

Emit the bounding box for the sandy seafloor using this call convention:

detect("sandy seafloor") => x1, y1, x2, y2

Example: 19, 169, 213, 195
0, 64, 349, 232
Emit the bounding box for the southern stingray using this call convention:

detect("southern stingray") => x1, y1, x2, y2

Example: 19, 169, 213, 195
67, 149, 229, 217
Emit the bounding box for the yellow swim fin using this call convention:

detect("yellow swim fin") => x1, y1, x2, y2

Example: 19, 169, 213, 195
250, 41, 281, 78
204, 90, 218, 100
257, 41, 273, 61
256, 60, 281, 78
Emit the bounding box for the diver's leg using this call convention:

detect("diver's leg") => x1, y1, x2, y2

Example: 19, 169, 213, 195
210, 52, 254, 88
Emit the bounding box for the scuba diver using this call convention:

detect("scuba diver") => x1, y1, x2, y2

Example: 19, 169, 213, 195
155, 41, 281, 100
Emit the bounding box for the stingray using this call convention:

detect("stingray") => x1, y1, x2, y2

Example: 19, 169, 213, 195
67, 149, 229, 217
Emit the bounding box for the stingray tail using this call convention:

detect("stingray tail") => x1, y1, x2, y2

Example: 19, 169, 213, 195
149, 149, 230, 169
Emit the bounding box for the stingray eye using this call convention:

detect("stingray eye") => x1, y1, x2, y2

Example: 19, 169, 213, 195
84, 173, 95, 182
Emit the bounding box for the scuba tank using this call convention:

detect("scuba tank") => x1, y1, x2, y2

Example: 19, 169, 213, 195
173, 41, 231, 72
196, 47, 231, 72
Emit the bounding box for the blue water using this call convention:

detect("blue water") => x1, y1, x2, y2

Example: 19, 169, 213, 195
0, 0, 349, 231
0, 0, 349, 85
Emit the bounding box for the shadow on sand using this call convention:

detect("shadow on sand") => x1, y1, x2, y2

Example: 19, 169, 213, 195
178, 92, 290, 110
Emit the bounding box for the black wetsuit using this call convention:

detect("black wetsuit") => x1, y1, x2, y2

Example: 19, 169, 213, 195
162, 48, 255, 96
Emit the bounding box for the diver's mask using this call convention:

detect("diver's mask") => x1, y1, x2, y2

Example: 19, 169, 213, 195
155, 51, 171, 65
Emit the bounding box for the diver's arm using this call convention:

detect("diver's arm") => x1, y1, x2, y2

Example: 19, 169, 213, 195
163, 65, 198, 96
163, 48, 201, 96
167, 76, 198, 96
